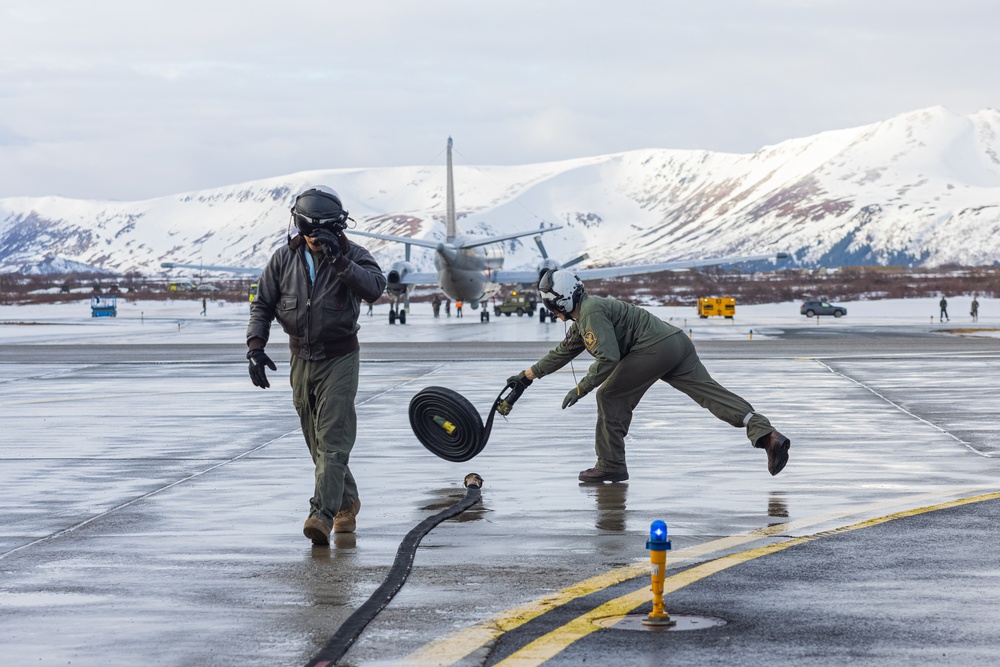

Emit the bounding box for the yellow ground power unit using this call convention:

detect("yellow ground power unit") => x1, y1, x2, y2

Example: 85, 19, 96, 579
697, 297, 736, 319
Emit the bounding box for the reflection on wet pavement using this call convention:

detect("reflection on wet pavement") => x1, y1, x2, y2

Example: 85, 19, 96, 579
581, 482, 630, 532
2, 340, 1000, 666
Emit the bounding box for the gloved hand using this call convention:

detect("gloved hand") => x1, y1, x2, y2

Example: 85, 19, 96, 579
308, 228, 342, 259
247, 349, 277, 388
506, 370, 533, 391
562, 385, 582, 409
335, 229, 350, 255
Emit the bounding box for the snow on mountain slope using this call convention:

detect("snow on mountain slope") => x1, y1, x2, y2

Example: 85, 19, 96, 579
2, 106, 999, 276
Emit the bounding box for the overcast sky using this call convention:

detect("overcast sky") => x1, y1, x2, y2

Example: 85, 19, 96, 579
1, 0, 997, 201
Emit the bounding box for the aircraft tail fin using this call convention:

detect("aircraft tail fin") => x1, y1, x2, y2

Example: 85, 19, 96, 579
446, 137, 458, 242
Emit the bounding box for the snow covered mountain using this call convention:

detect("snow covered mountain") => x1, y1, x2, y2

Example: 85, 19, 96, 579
2, 105, 999, 276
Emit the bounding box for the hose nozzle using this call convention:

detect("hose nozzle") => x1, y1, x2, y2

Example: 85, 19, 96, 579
463, 473, 484, 489
433, 415, 457, 435
496, 382, 526, 416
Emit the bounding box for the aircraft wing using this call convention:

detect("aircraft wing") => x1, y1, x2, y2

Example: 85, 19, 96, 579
490, 270, 543, 284
351, 225, 562, 250
573, 253, 789, 281
348, 230, 442, 249
456, 226, 562, 249
395, 272, 440, 285
160, 262, 260, 275
495, 252, 787, 285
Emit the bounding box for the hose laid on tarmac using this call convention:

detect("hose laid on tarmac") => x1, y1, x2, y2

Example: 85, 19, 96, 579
304, 474, 484, 667
408, 382, 526, 462
305, 385, 515, 664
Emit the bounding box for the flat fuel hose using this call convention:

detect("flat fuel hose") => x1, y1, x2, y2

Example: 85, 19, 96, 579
305, 473, 484, 667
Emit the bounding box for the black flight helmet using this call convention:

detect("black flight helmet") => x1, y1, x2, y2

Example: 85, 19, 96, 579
291, 186, 349, 237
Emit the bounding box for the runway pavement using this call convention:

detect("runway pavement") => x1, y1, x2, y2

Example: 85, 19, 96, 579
3, 323, 1000, 666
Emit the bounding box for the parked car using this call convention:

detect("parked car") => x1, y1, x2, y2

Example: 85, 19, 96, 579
800, 300, 847, 318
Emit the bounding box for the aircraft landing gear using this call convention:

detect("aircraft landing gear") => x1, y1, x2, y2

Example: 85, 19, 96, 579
481, 309, 490, 323
389, 308, 407, 325
388, 294, 408, 325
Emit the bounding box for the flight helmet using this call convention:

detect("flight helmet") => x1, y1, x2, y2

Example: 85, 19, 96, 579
538, 269, 585, 316
290, 185, 349, 236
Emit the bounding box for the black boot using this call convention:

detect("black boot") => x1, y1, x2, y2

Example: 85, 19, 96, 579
755, 431, 791, 476
578, 467, 629, 483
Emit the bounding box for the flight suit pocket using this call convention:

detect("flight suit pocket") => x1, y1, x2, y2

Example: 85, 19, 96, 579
276, 296, 300, 336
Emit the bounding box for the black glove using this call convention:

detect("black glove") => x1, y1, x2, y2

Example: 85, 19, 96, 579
308, 228, 342, 259
497, 371, 532, 416
506, 370, 533, 391
335, 229, 350, 255
247, 349, 277, 388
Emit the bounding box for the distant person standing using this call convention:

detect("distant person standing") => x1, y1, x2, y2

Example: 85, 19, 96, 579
432, 296, 441, 318
246, 186, 386, 545
367, 301, 373, 316
939, 296, 949, 322
971, 296, 980, 323
456, 300, 463, 318
445, 298, 451, 317
201, 297, 207, 316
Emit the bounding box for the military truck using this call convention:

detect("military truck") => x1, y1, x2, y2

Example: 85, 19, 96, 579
494, 291, 537, 317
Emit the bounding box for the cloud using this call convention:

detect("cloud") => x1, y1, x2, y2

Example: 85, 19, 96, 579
0, 0, 998, 199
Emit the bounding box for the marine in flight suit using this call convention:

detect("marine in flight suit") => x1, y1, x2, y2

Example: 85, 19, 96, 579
510, 270, 790, 483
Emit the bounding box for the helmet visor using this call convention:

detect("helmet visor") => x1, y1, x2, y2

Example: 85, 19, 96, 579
292, 210, 348, 236
540, 289, 562, 314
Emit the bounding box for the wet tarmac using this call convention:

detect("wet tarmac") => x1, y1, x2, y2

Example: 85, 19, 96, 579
3, 316, 1000, 666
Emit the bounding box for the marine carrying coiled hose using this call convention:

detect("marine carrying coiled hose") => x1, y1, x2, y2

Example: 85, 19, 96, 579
408, 381, 526, 462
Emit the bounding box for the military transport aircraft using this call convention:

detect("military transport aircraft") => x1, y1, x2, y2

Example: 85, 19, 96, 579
349, 138, 788, 323
163, 138, 788, 324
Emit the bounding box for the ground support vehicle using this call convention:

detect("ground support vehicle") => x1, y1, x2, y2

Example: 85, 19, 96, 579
90, 295, 117, 317
697, 297, 736, 319
494, 292, 537, 317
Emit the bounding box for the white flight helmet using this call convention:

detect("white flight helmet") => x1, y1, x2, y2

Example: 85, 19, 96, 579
538, 269, 585, 316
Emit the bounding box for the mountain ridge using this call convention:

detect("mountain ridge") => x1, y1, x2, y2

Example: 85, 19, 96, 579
2, 105, 999, 275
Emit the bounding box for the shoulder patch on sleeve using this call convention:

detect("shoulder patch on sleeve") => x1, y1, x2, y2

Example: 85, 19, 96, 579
583, 329, 597, 351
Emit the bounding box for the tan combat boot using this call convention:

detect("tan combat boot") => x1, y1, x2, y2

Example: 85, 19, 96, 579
333, 498, 362, 533
303, 516, 331, 545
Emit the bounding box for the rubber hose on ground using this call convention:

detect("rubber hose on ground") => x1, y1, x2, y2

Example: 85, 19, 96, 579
304, 474, 484, 667
408, 386, 504, 462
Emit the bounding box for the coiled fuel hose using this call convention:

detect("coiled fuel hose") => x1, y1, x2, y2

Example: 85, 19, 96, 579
304, 383, 524, 665
305, 473, 484, 667
408, 380, 527, 462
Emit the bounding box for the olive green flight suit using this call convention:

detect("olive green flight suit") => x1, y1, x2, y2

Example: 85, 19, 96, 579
290, 351, 360, 526
248, 234, 386, 527
530, 295, 775, 475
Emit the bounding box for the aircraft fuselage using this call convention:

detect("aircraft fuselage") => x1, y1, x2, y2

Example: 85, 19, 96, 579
433, 236, 504, 305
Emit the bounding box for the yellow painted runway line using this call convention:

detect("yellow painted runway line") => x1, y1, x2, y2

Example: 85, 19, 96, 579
404, 487, 1000, 667
404, 524, 793, 667
493, 537, 813, 667
494, 489, 1000, 667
